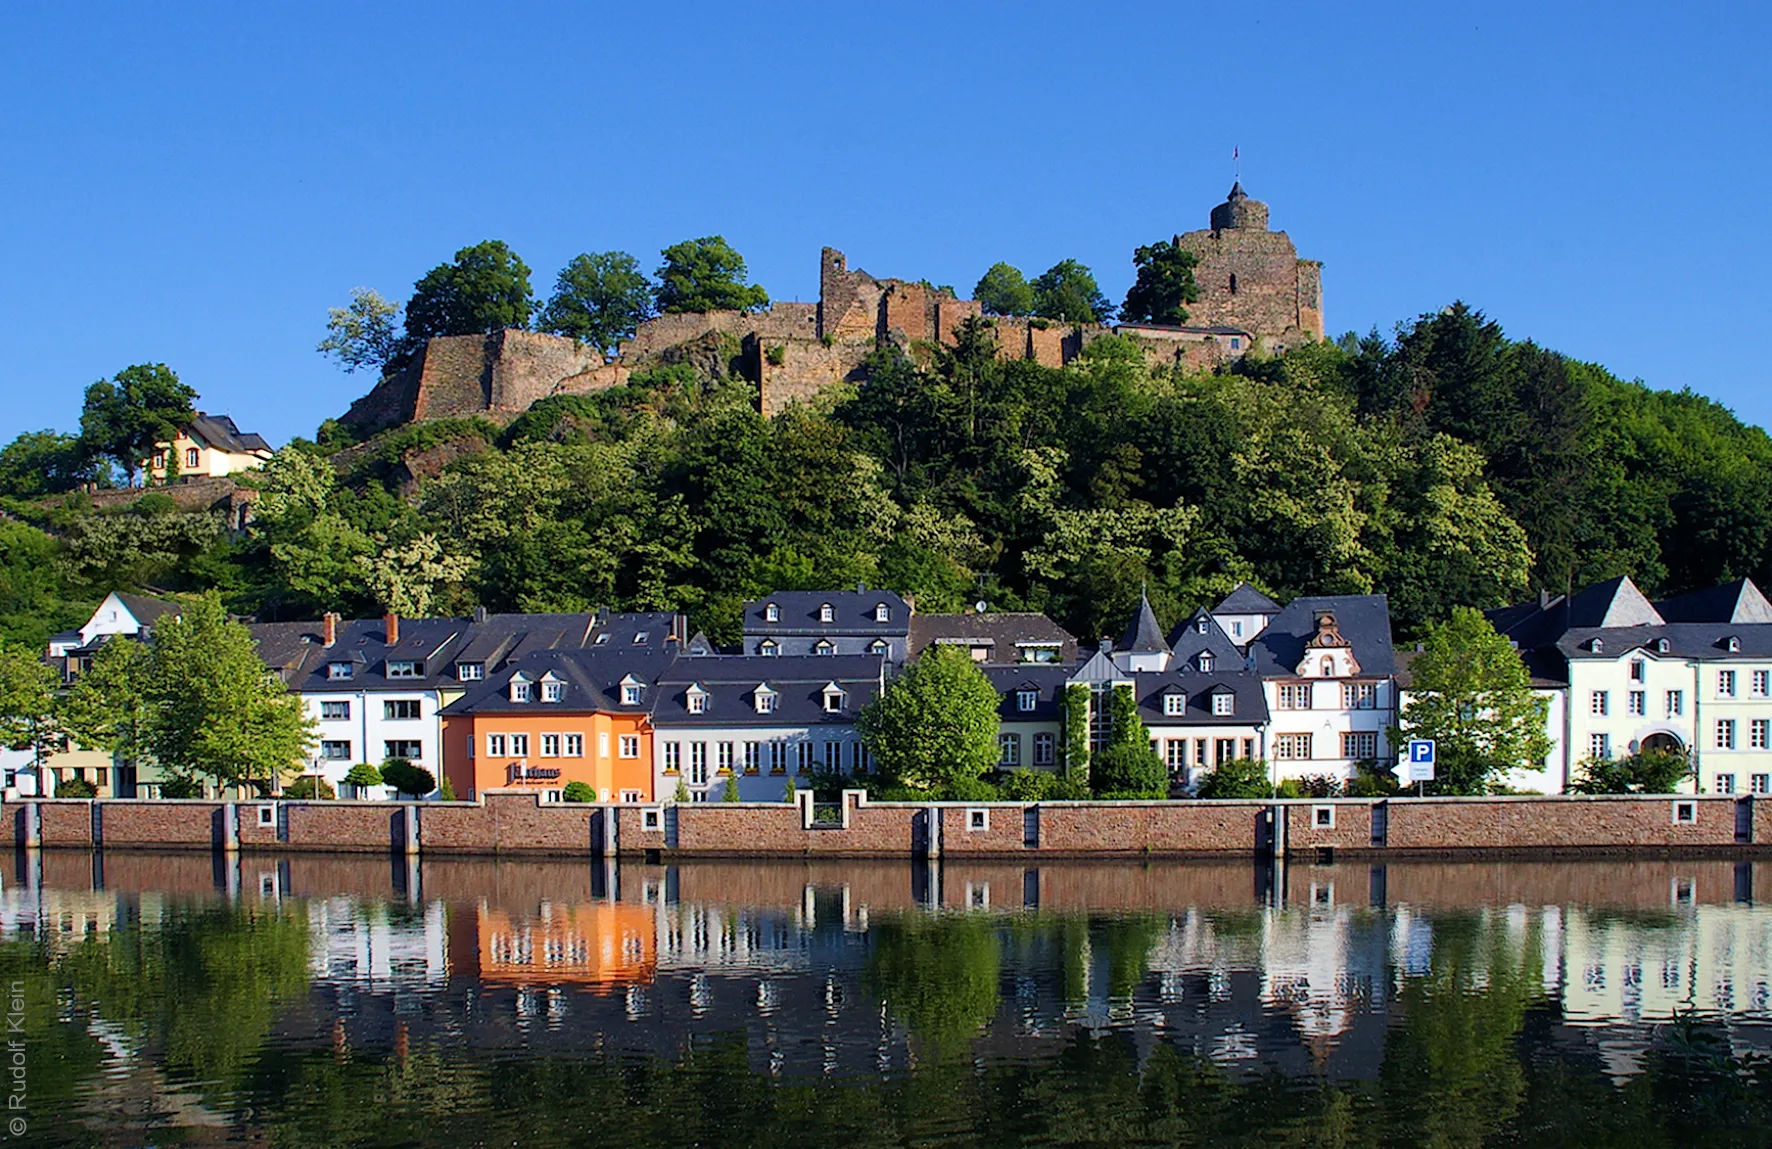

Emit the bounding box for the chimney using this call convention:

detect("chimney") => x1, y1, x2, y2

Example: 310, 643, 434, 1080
384, 611, 399, 646
473, 605, 488, 624
1539, 588, 1553, 610
322, 611, 339, 648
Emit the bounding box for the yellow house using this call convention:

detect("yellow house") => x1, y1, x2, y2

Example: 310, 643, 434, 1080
146, 412, 273, 481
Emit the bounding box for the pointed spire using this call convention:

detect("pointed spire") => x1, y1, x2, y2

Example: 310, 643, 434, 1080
1120, 589, 1168, 654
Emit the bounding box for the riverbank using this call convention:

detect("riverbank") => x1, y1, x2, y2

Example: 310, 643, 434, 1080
7, 790, 1768, 859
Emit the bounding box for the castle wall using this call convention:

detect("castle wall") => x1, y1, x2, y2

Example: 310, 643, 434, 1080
484, 330, 604, 414
1175, 226, 1322, 342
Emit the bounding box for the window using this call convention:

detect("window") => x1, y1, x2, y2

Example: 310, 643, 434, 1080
386, 660, 421, 679
1164, 739, 1187, 771
1673, 801, 1696, 824
1196, 617, 1209, 634
1589, 733, 1611, 760
1273, 733, 1312, 760
1627, 691, 1646, 717
456, 661, 484, 681
966, 808, 989, 832
744, 742, 761, 774
819, 603, 834, 622
486, 734, 507, 757
755, 690, 777, 714
1341, 731, 1377, 759
632, 632, 648, 645
620, 680, 642, 705
1342, 683, 1378, 710
1197, 653, 1214, 672
1719, 670, 1737, 698
620, 789, 643, 803
540, 734, 561, 757
823, 687, 845, 713
510, 734, 529, 756
1231, 620, 1244, 639
1320, 657, 1335, 677
1313, 805, 1335, 829
383, 699, 421, 720
1590, 691, 1609, 716
1752, 774, 1770, 795
383, 740, 422, 760
998, 734, 1021, 766
619, 735, 639, 759
1163, 692, 1186, 716
186, 446, 201, 469
320, 740, 351, 760
1727, 636, 1742, 652
642, 808, 662, 830
1211, 692, 1234, 716
598, 731, 609, 757
320, 700, 350, 721
795, 741, 812, 773
510, 680, 534, 702
1034, 733, 1055, 766
687, 690, 707, 714
718, 742, 734, 772
564, 734, 584, 757
764, 603, 780, 622
1277, 684, 1310, 710
663, 742, 681, 773
1717, 719, 1737, 750
760, 640, 779, 656
1717, 773, 1736, 794
1630, 660, 1645, 682
328, 661, 354, 681
869, 639, 889, 656
814, 640, 834, 655
1017, 689, 1040, 713
1666, 690, 1684, 717
1230, 337, 1242, 351
689, 743, 708, 785
874, 603, 890, 623
769, 743, 787, 773
822, 741, 841, 771
543, 680, 565, 702
1754, 720, 1770, 750
1755, 670, 1771, 697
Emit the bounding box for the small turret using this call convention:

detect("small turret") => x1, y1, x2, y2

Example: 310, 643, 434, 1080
1210, 182, 1269, 231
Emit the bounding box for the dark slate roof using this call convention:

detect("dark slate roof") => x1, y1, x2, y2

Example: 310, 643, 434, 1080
586, 610, 684, 651
188, 412, 271, 455
1119, 591, 1169, 654
116, 592, 182, 627
442, 648, 676, 715
1555, 623, 1772, 662
909, 612, 1077, 664
1249, 595, 1397, 678
1166, 608, 1246, 669
684, 631, 717, 656
984, 665, 1071, 722
743, 590, 910, 636
1655, 578, 1772, 624
652, 654, 883, 727
1214, 582, 1282, 615
1132, 670, 1270, 726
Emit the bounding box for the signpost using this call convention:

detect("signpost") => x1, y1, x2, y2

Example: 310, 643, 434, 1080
1405, 739, 1436, 795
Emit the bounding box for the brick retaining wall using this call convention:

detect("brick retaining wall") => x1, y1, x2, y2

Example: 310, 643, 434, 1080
4, 794, 1765, 858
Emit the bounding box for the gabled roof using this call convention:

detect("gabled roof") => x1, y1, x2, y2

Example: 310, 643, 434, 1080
1132, 669, 1270, 726
1249, 595, 1396, 678
441, 649, 674, 715
1119, 591, 1168, 654
1166, 608, 1245, 667
186, 412, 272, 455
743, 589, 911, 636
1565, 576, 1664, 629
1655, 578, 1772, 624
909, 612, 1078, 664
985, 664, 1071, 722
1214, 582, 1282, 615
651, 654, 884, 726
115, 591, 182, 628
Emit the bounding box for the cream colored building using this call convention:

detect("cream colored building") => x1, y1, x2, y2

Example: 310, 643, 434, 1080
146, 411, 273, 481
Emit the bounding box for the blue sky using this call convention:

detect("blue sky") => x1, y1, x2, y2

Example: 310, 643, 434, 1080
2, 1, 1767, 444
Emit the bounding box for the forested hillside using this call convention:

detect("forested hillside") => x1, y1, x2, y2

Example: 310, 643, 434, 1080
3, 303, 1767, 648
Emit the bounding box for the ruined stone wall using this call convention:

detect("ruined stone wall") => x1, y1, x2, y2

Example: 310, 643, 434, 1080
1175, 226, 1321, 341
754, 335, 869, 417
484, 330, 603, 414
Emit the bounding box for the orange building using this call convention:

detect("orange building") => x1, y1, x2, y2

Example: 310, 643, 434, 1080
440, 651, 665, 801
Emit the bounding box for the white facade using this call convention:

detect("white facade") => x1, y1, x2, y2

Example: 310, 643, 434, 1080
1261, 675, 1395, 781
652, 724, 868, 802
299, 688, 446, 796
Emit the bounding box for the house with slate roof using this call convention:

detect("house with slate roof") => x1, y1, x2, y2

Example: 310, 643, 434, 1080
986, 664, 1071, 773
1243, 593, 1398, 778
651, 654, 885, 801
909, 611, 1077, 665
146, 412, 274, 481
1489, 576, 1772, 795
741, 588, 910, 661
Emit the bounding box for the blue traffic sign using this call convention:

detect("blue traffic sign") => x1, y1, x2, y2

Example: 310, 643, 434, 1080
1409, 740, 1436, 764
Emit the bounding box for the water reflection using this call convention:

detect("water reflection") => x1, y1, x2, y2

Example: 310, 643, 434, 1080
5, 854, 1771, 1147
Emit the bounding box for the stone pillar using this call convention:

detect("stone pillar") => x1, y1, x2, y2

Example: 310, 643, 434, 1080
23, 802, 40, 850
403, 803, 420, 858
222, 803, 240, 854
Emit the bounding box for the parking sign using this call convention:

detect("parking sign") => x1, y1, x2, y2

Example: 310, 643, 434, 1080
1406, 739, 1436, 782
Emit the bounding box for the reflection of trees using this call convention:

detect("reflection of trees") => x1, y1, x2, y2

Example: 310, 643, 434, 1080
0, 941, 105, 1117
865, 914, 1001, 1055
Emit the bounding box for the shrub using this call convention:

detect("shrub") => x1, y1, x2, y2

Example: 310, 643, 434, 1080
1196, 757, 1272, 800
783, 775, 798, 803
379, 758, 435, 797
1091, 743, 1168, 798
56, 776, 97, 798
438, 777, 457, 801
343, 763, 383, 788
722, 772, 741, 802
944, 775, 1001, 801
765, 344, 786, 366
158, 773, 204, 799
998, 769, 1060, 801
674, 779, 690, 803
1275, 779, 1305, 799
283, 776, 336, 800
1297, 773, 1344, 799
1346, 761, 1401, 797
1570, 749, 1691, 795
561, 781, 596, 803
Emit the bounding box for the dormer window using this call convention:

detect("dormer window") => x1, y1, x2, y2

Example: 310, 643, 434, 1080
874, 603, 890, 623
456, 661, 484, 681
1016, 689, 1038, 712
1163, 691, 1186, 716
754, 686, 777, 715
869, 639, 888, 656
1197, 653, 1214, 672
1211, 692, 1234, 716
819, 603, 834, 623
1590, 638, 1604, 653
1196, 617, 1208, 634
542, 680, 565, 702
760, 639, 780, 657
686, 687, 708, 714
633, 632, 649, 645
387, 660, 421, 679
593, 633, 610, 645
822, 684, 846, 713
1726, 635, 1741, 652
510, 675, 534, 703
1656, 638, 1670, 653
328, 661, 354, 681
620, 675, 644, 705
764, 603, 780, 622
814, 639, 835, 655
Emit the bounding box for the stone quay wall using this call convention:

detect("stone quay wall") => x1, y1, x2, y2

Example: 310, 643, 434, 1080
5, 792, 1767, 859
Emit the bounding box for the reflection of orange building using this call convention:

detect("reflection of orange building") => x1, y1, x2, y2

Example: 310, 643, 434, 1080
440, 651, 664, 801
470, 901, 658, 988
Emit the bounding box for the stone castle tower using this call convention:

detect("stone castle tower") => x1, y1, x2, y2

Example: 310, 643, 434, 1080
1172, 182, 1323, 346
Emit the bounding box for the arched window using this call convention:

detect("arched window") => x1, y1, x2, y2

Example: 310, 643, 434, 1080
1321, 657, 1335, 677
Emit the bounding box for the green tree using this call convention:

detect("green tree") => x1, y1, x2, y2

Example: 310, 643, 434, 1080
1091, 683, 1165, 796
973, 262, 1035, 317
1120, 239, 1200, 325
342, 762, 382, 790
654, 236, 769, 314
78, 363, 197, 486
0, 518, 92, 648
283, 776, 335, 799
864, 914, 1001, 1056
857, 645, 1002, 793
141, 593, 314, 792
1392, 606, 1551, 794
1195, 757, 1272, 799
380, 758, 434, 796
1570, 748, 1691, 794
1062, 683, 1090, 786
1031, 259, 1112, 324
721, 771, 740, 801
404, 240, 534, 340
58, 637, 152, 771
317, 287, 403, 373
562, 780, 596, 802
539, 251, 655, 353
0, 642, 66, 772
356, 531, 470, 617
0, 430, 91, 498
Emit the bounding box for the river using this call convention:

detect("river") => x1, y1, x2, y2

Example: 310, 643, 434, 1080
7, 852, 1771, 1147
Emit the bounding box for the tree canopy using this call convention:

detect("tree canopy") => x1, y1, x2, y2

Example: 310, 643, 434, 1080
539, 251, 656, 353
973, 262, 1035, 317
1031, 259, 1113, 324
856, 644, 1002, 793
317, 287, 403, 374
1120, 239, 1200, 326
78, 363, 197, 486
654, 236, 768, 314
404, 240, 535, 340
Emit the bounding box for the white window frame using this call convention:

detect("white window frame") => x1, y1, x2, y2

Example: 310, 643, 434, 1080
1211, 692, 1234, 716
764, 603, 780, 622
1717, 718, 1737, 750
1719, 670, 1737, 698
1033, 732, 1055, 766
1018, 689, 1040, 713
619, 734, 639, 759
386, 660, 421, 680
1163, 692, 1185, 717
456, 661, 484, 681
540, 734, 561, 758
564, 734, 584, 757
543, 680, 565, 702
486, 734, 507, 757
320, 700, 350, 721
510, 733, 529, 757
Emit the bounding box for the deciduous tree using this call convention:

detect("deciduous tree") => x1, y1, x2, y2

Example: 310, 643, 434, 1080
405, 241, 534, 340
654, 237, 769, 314
78, 364, 197, 486
973, 262, 1035, 317
539, 251, 655, 353
857, 645, 1002, 793
1120, 239, 1200, 326
1031, 259, 1112, 324
317, 288, 404, 374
